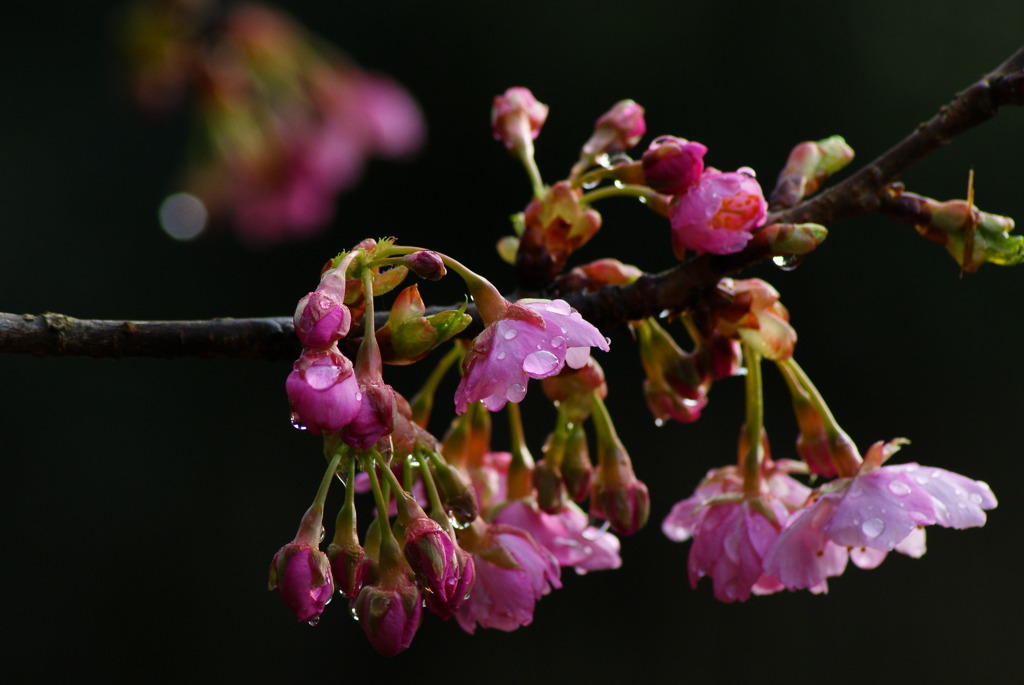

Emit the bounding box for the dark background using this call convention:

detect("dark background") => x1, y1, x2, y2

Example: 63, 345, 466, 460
2, 1, 1022, 681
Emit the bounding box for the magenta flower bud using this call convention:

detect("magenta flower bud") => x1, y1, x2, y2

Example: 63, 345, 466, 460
425, 546, 476, 620
327, 541, 366, 599
701, 333, 743, 380
354, 576, 422, 656
403, 515, 460, 603
585, 100, 646, 156
644, 377, 708, 424
491, 87, 549, 151
268, 543, 334, 624
293, 290, 351, 349
642, 136, 707, 195
341, 380, 396, 449
669, 168, 767, 256
286, 347, 362, 434
401, 250, 446, 280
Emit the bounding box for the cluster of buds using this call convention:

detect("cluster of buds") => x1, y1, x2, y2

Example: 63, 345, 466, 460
270, 88, 1002, 655
273, 238, 628, 653
123, 0, 424, 244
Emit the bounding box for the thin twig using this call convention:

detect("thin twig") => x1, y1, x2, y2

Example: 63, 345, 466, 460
2, 48, 1022, 360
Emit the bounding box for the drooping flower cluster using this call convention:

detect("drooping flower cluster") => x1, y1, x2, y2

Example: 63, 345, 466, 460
272, 238, 621, 654
269, 88, 1002, 656
124, 0, 424, 244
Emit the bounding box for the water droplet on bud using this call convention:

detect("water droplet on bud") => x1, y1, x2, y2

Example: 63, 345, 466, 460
772, 254, 804, 271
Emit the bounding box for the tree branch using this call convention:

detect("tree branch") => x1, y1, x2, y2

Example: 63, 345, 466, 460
2, 48, 1022, 360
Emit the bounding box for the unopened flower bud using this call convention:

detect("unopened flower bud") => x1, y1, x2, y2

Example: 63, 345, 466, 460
354, 576, 422, 656
756, 222, 828, 256
327, 541, 366, 599
425, 546, 476, 620
584, 99, 646, 157
711, 279, 796, 362
561, 422, 593, 502
770, 135, 854, 208
491, 87, 548, 152
432, 459, 478, 526
533, 458, 568, 514
884, 186, 1023, 272
591, 476, 651, 537
402, 250, 446, 280
644, 376, 708, 424
268, 543, 334, 624
379, 286, 471, 364
403, 513, 460, 603
294, 290, 351, 349
342, 379, 396, 449
701, 333, 742, 380
642, 136, 707, 195
570, 258, 643, 289
541, 358, 607, 421
286, 346, 362, 434
589, 393, 650, 535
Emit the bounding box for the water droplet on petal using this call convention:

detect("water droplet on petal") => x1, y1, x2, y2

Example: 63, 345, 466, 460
915, 475, 930, 485
307, 617, 320, 627
523, 350, 560, 376
507, 383, 527, 403
861, 518, 885, 538
496, 351, 507, 360
654, 418, 664, 427
887, 480, 912, 496
545, 300, 572, 315
969, 492, 983, 505
503, 328, 519, 340
550, 336, 566, 348
290, 412, 307, 431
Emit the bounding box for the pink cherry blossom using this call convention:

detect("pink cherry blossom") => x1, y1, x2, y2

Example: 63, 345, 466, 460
493, 500, 622, 574
455, 525, 561, 633
663, 462, 810, 602
669, 168, 767, 256
454, 299, 609, 413
763, 441, 997, 591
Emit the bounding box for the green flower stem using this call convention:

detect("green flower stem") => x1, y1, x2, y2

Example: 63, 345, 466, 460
589, 391, 623, 465
416, 450, 454, 535
517, 144, 546, 199
680, 312, 704, 347
506, 402, 535, 500
581, 184, 660, 206
330, 450, 359, 547
386, 245, 507, 324
409, 343, 463, 427
777, 358, 842, 441
295, 448, 343, 545
371, 449, 414, 516
357, 270, 383, 377
741, 344, 764, 497
361, 450, 398, 550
